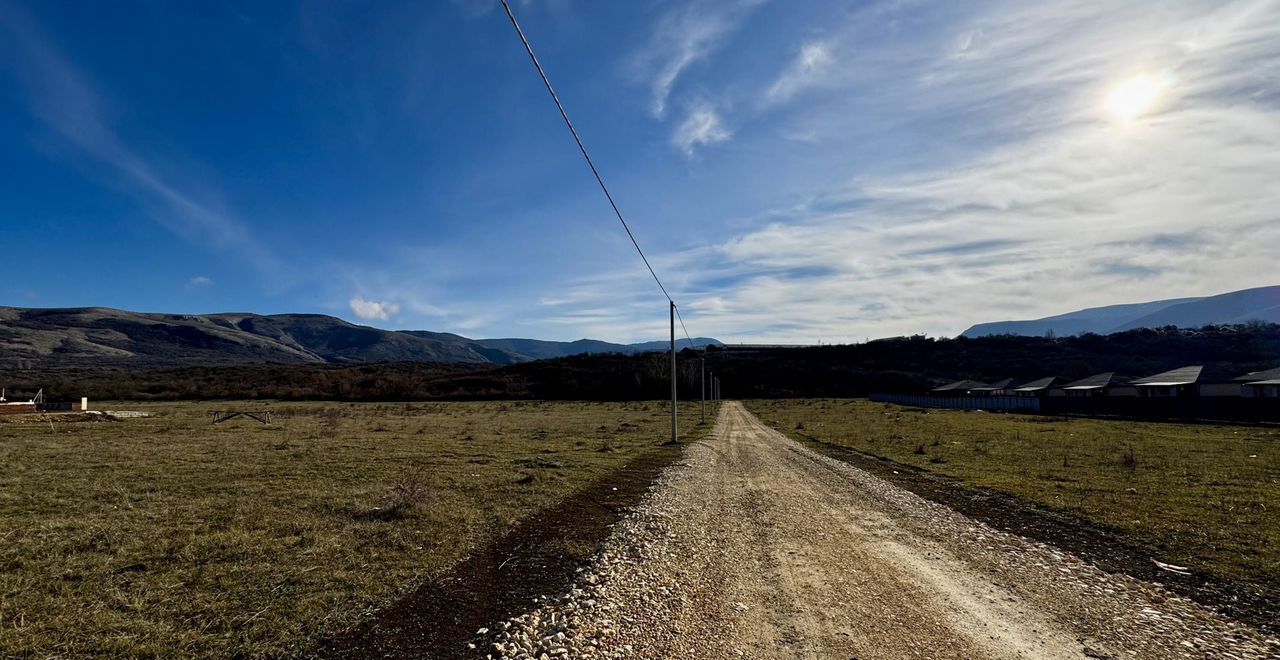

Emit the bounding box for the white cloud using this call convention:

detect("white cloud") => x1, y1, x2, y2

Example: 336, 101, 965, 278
673, 105, 731, 156
766, 41, 835, 104
705, 0, 1280, 340
697, 108, 1280, 340
543, 0, 1280, 343
349, 297, 401, 321
188, 276, 213, 287
631, 1, 765, 118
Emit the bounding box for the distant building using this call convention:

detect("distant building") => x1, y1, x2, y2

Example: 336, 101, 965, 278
0, 402, 37, 415
1007, 376, 1058, 397
0, 389, 87, 414
1130, 365, 1240, 397
1, 388, 37, 414
1058, 372, 1137, 397
1234, 367, 1280, 398
969, 378, 1014, 396
931, 379, 989, 396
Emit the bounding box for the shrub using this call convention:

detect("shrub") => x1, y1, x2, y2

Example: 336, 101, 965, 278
1122, 445, 1137, 469
384, 468, 433, 518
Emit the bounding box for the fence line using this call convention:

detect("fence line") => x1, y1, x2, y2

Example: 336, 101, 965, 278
869, 393, 1280, 423
869, 394, 1041, 412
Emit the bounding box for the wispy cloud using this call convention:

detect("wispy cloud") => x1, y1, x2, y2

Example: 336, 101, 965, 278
548, 0, 1280, 342
349, 297, 401, 321
0, 3, 283, 277
673, 104, 732, 156
630, 0, 765, 118
765, 41, 835, 105
188, 276, 214, 287
713, 0, 1280, 339
6, 0, 1274, 346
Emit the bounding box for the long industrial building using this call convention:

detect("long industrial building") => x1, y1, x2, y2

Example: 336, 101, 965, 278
931, 364, 1280, 399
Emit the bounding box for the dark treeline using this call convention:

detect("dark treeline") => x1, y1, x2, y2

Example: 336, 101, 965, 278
10, 323, 1280, 402
716, 322, 1280, 399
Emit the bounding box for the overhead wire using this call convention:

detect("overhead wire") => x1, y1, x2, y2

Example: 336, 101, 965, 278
498, 0, 705, 357
674, 305, 699, 353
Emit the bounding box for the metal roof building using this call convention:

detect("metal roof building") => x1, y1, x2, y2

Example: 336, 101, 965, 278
931, 379, 989, 395
1058, 372, 1137, 396
970, 378, 1014, 394
1130, 365, 1241, 397
1008, 376, 1058, 396
1234, 366, 1280, 397
1131, 365, 1204, 388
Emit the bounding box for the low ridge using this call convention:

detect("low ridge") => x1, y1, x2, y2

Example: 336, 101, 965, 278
962, 285, 1280, 338
0, 306, 722, 370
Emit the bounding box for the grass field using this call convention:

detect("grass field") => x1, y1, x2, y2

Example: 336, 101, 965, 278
746, 399, 1280, 590
0, 400, 714, 658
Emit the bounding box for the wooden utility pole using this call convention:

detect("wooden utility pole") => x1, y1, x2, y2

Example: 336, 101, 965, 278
670, 301, 677, 444
700, 358, 705, 423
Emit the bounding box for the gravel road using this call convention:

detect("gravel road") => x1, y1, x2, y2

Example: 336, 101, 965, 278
482, 403, 1279, 659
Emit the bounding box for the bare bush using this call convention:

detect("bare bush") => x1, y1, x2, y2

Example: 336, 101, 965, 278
1122, 445, 1137, 469
384, 468, 433, 518
319, 407, 341, 438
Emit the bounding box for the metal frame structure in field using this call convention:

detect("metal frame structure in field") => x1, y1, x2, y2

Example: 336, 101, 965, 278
211, 411, 273, 425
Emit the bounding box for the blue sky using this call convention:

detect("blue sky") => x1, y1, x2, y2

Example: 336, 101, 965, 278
2, 0, 1278, 343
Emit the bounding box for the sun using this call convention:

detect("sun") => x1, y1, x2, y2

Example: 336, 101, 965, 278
1105, 74, 1166, 122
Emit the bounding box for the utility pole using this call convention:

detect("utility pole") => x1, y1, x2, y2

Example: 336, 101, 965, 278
700, 358, 705, 424
670, 301, 677, 444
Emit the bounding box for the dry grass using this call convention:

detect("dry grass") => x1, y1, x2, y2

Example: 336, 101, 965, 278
746, 399, 1280, 590
0, 400, 714, 658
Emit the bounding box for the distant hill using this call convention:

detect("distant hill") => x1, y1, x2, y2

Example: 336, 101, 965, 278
962, 286, 1280, 337
397, 331, 526, 365
0, 306, 721, 369
1110, 287, 1280, 331
473, 336, 722, 361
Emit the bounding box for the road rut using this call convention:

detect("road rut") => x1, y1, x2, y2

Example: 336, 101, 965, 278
484, 403, 1278, 659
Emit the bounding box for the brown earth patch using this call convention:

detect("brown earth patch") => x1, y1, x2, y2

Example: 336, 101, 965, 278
313, 443, 687, 659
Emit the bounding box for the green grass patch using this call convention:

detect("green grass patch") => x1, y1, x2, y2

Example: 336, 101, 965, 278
745, 399, 1280, 589
0, 400, 714, 657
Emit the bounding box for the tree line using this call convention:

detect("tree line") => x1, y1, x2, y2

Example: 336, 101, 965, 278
10, 323, 1280, 402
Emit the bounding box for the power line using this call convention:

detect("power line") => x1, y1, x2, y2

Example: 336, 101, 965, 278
674, 304, 700, 353
499, 0, 674, 304
500, 0, 709, 360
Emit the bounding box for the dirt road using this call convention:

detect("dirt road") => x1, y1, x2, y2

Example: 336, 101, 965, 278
484, 403, 1278, 659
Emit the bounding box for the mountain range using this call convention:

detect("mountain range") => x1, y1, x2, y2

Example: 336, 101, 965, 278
962, 285, 1280, 338
7, 285, 1276, 369
0, 307, 721, 369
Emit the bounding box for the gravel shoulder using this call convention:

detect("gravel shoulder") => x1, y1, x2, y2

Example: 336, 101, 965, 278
482, 402, 1279, 659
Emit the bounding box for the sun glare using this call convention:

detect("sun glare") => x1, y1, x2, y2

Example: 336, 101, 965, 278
1106, 74, 1165, 122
